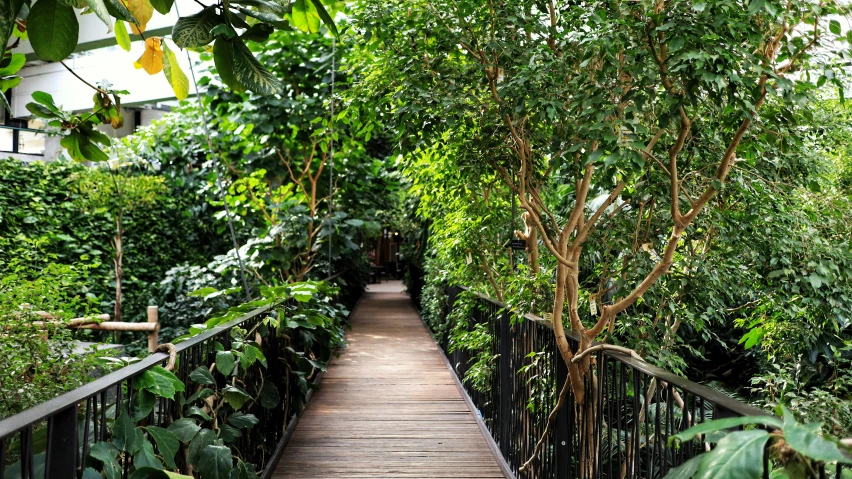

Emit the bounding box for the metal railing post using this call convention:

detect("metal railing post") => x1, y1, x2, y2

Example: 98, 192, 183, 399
44, 406, 77, 477
555, 354, 569, 479
498, 311, 512, 459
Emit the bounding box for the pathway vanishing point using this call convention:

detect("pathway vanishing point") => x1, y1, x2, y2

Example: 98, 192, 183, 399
273, 281, 506, 478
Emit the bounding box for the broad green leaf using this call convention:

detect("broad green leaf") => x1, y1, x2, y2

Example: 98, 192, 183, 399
308, 0, 337, 38
89, 441, 119, 463
227, 412, 259, 429
129, 467, 194, 479
131, 389, 156, 421
0, 54, 25, 76
670, 416, 782, 443
83, 468, 103, 479
162, 41, 189, 100
188, 286, 219, 297
111, 407, 144, 454
148, 0, 172, 15
135, 366, 183, 399
171, 7, 217, 48
229, 38, 283, 94
197, 445, 233, 479
782, 408, 852, 464
146, 426, 180, 469
115, 20, 131, 51
84, 0, 112, 31
223, 385, 250, 409
186, 387, 215, 404
125, 0, 153, 34
663, 455, 703, 479
747, 0, 765, 14
830, 20, 841, 35
291, 0, 319, 33
0, 0, 25, 59
189, 366, 216, 385
695, 430, 769, 479
104, 0, 138, 25
187, 428, 216, 468
216, 350, 236, 375
212, 37, 246, 93
28, 0, 79, 62
260, 382, 280, 408
167, 417, 201, 443
133, 440, 164, 469
186, 405, 212, 421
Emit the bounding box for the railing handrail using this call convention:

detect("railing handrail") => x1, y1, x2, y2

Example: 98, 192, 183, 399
0, 303, 274, 439
0, 271, 349, 440
457, 285, 770, 419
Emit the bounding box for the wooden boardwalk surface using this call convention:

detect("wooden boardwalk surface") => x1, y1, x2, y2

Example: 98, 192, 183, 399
272, 281, 506, 478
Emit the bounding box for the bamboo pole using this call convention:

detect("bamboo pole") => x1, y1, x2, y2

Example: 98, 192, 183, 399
147, 306, 159, 353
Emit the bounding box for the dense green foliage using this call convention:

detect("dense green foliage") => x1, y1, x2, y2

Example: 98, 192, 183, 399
350, 0, 852, 441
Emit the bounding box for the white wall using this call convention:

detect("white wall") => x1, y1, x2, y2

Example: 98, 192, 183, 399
8, 0, 203, 56
11, 45, 202, 118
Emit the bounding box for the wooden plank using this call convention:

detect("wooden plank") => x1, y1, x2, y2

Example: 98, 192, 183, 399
272, 281, 506, 478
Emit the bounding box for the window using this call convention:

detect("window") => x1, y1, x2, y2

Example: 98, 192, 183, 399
0, 91, 46, 156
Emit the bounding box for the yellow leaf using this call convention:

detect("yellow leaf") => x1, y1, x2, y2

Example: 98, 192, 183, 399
125, 0, 153, 34
162, 41, 189, 100
134, 37, 164, 75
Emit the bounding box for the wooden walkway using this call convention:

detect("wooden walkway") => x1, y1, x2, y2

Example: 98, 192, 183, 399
272, 281, 506, 478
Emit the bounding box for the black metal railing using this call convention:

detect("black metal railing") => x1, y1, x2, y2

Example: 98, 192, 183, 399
438, 286, 848, 479
0, 274, 349, 479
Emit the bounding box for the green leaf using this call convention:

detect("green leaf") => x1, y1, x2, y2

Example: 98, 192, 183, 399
131, 389, 156, 421
111, 407, 144, 454
0, 0, 25, 56
291, 0, 319, 33
188, 286, 218, 297
28, 0, 79, 62
782, 407, 852, 464
213, 37, 246, 93
89, 441, 120, 463
171, 7, 218, 48
148, 0, 173, 15
83, 467, 103, 479
146, 426, 180, 469
671, 416, 782, 444
186, 387, 215, 404
129, 467, 194, 479
308, 0, 337, 38
104, 0, 138, 25
747, 0, 765, 14
0, 54, 25, 76
695, 429, 770, 479
167, 418, 201, 443
216, 350, 236, 375
830, 20, 842, 35
260, 382, 280, 408
223, 385, 250, 410
186, 405, 212, 421
663, 455, 703, 479
187, 428, 216, 468
189, 366, 216, 385
90, 442, 122, 479
229, 38, 283, 94
115, 20, 131, 52
84, 0, 112, 31
136, 367, 184, 399
133, 440, 164, 470
227, 412, 259, 429
197, 445, 233, 479
162, 41, 190, 100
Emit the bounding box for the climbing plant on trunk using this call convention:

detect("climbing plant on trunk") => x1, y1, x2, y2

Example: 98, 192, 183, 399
352, 0, 850, 470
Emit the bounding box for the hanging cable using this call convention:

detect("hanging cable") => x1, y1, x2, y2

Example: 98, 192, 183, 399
327, 38, 336, 278
173, 3, 251, 302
